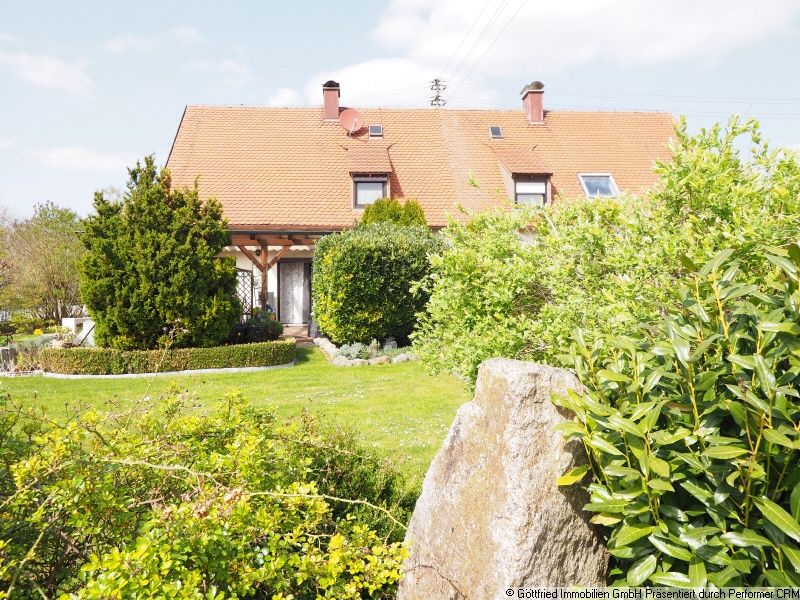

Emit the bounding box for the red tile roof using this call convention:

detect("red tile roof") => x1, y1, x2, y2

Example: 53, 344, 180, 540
166, 105, 674, 230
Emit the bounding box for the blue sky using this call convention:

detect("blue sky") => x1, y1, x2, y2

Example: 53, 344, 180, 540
2, 0, 800, 217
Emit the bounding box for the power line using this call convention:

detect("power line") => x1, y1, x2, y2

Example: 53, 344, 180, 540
439, 2, 494, 77
446, 0, 515, 82
448, 0, 527, 101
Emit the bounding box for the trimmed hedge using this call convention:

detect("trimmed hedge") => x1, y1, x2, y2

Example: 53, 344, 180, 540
38, 340, 296, 375
312, 223, 444, 345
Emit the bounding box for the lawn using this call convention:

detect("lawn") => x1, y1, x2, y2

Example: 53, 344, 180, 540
0, 346, 470, 482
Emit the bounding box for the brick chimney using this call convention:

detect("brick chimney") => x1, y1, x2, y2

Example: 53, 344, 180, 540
322, 80, 340, 120
521, 81, 545, 124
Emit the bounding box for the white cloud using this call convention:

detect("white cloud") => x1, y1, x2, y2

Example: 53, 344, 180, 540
184, 58, 253, 87
102, 25, 204, 54
375, 0, 799, 75
0, 50, 93, 96
0, 33, 17, 44
30, 147, 135, 173
289, 0, 799, 107
267, 87, 303, 107
0, 136, 13, 150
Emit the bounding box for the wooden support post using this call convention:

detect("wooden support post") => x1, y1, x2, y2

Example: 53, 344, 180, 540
267, 245, 292, 270
260, 245, 268, 308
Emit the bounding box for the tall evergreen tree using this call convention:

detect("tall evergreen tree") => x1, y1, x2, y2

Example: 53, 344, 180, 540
80, 156, 240, 349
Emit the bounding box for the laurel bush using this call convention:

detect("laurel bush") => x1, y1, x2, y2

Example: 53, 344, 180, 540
556, 248, 800, 587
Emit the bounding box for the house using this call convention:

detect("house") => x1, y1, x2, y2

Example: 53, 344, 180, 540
166, 81, 674, 329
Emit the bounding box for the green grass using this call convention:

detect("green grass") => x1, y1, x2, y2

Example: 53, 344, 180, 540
1, 347, 469, 482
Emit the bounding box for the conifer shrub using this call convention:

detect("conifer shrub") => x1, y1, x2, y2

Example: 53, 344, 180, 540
312, 223, 443, 345
360, 198, 427, 226
79, 156, 241, 350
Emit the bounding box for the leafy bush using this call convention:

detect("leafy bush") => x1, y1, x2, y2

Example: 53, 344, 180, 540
556, 248, 800, 587
312, 223, 443, 345
38, 339, 296, 374
413, 117, 800, 384
79, 156, 241, 350
229, 309, 284, 344
361, 198, 427, 226
10, 313, 55, 334
0, 395, 409, 598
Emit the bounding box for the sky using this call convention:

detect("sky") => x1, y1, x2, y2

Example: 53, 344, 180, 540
1, 0, 800, 218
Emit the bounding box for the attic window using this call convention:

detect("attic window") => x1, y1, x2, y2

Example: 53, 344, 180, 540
579, 173, 619, 198
514, 175, 549, 207
489, 125, 503, 139
369, 124, 384, 138
353, 175, 388, 208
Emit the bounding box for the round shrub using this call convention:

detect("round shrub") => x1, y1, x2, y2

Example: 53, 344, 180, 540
360, 198, 427, 226
312, 224, 443, 345
229, 310, 284, 344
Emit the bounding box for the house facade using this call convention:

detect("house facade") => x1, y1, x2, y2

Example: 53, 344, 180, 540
166, 81, 674, 327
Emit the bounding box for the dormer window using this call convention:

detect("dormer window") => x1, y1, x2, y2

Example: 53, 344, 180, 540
353, 175, 388, 208
579, 173, 619, 198
369, 124, 384, 138
514, 175, 549, 207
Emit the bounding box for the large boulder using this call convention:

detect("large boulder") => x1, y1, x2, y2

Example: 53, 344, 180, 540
398, 358, 608, 598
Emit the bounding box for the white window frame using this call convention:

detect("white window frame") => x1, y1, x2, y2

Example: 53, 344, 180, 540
578, 173, 620, 198
353, 175, 388, 208
369, 124, 383, 138
513, 175, 550, 207
489, 125, 503, 139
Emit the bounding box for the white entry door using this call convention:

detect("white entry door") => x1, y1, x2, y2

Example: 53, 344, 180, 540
278, 262, 311, 324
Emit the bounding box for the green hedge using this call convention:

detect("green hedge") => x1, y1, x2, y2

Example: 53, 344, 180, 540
39, 340, 296, 375
312, 223, 443, 345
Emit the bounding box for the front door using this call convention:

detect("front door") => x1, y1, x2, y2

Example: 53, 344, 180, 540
278, 261, 311, 324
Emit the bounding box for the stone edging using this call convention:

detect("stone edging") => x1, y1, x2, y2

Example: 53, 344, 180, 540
37, 362, 294, 380
313, 337, 416, 366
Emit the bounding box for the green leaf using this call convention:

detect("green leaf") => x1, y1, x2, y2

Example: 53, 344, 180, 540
720, 529, 773, 547
650, 571, 691, 587
783, 545, 800, 573
583, 499, 628, 513
609, 415, 645, 439
699, 249, 734, 276
557, 465, 589, 486
753, 353, 776, 396
604, 465, 641, 478
767, 253, 798, 278
648, 479, 674, 492
758, 321, 800, 335
763, 428, 794, 449
588, 436, 624, 457
590, 513, 622, 526
754, 497, 800, 543
614, 523, 656, 548
648, 534, 692, 561
702, 445, 749, 460
792, 481, 800, 522
688, 555, 707, 587
727, 353, 756, 370
553, 422, 587, 438
649, 455, 671, 478
627, 554, 657, 586
597, 369, 631, 383
680, 480, 713, 506
673, 337, 691, 366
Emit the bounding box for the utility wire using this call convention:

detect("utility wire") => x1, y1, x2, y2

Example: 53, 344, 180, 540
446, 0, 515, 83
448, 0, 527, 101
439, 2, 494, 77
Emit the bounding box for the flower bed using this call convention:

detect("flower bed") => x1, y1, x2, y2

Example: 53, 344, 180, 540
38, 339, 296, 375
